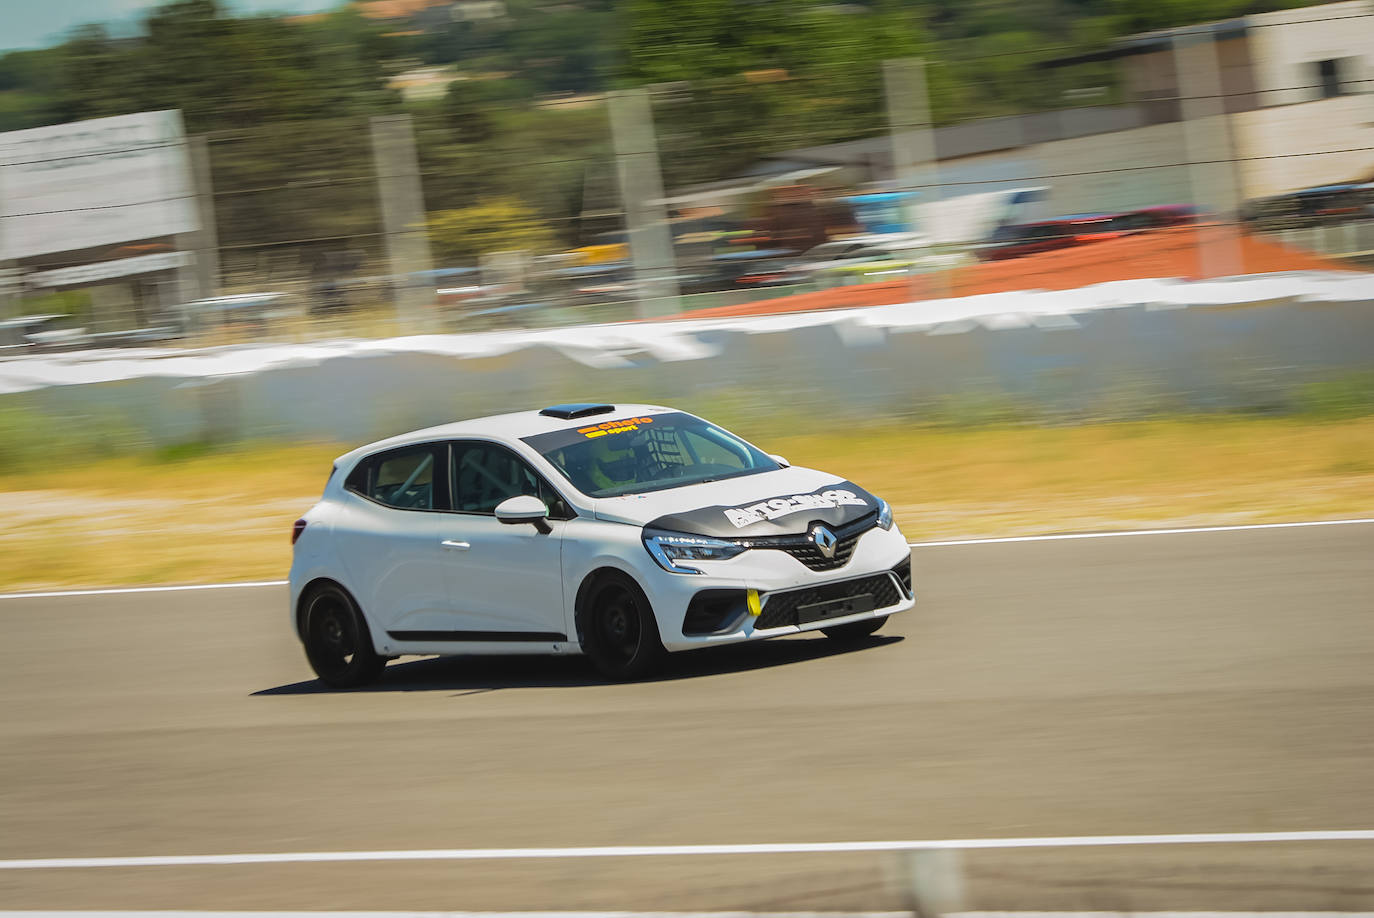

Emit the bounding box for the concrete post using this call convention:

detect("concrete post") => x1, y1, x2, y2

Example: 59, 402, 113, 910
1173, 31, 1244, 278
885, 58, 946, 299
608, 88, 680, 319
187, 135, 220, 301
371, 114, 437, 332
0, 262, 21, 323
897, 847, 966, 918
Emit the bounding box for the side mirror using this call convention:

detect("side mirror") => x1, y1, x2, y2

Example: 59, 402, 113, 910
769, 454, 790, 468
494, 495, 552, 534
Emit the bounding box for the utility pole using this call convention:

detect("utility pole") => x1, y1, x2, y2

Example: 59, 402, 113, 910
608, 88, 680, 320
371, 114, 437, 332
885, 57, 948, 300
1173, 30, 1244, 278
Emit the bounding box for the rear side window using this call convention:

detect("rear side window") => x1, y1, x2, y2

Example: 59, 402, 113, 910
345, 444, 446, 511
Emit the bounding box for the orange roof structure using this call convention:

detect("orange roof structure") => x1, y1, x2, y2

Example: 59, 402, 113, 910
678, 227, 1366, 320
353, 0, 449, 20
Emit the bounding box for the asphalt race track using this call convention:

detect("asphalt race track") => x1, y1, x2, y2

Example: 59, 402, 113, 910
2, 524, 1372, 912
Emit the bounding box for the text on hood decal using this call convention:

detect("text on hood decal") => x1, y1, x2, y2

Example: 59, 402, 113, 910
723, 489, 868, 529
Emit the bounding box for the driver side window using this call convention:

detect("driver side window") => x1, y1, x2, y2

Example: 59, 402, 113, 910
450, 441, 570, 517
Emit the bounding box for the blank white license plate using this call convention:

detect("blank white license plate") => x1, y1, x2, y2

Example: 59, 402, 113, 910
797, 592, 874, 623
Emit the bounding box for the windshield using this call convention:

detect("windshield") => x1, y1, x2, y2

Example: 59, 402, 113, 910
521, 412, 779, 498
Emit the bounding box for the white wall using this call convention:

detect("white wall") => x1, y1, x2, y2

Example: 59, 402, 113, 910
7, 274, 1374, 445
1232, 94, 1374, 196
933, 121, 1195, 217
1248, 0, 1373, 106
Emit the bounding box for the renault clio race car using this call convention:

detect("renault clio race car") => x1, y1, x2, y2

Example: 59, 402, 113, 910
289, 403, 915, 686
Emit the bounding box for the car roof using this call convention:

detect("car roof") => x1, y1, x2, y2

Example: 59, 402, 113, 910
336, 403, 678, 465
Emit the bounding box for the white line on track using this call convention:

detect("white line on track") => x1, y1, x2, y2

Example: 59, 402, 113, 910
0, 913, 876, 918
907, 517, 1374, 547
6, 914, 1371, 918
0, 913, 903, 918
0, 580, 289, 601
1, 915, 1372, 918
1, 517, 1370, 602
2, 830, 1372, 871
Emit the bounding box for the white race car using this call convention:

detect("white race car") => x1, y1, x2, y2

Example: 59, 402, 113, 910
289, 403, 915, 686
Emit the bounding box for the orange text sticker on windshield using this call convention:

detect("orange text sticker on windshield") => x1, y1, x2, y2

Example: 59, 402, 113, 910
578, 416, 654, 439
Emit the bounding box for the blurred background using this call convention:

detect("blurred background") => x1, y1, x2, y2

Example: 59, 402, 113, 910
0, 0, 1371, 579
0, 0, 1370, 344
1, 0, 1373, 587
2, 3, 1374, 914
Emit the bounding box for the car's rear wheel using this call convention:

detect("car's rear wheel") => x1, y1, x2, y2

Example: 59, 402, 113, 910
821, 615, 887, 641
581, 573, 665, 680
302, 584, 386, 689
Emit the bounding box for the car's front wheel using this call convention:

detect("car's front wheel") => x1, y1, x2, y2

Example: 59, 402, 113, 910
580, 573, 665, 680
302, 583, 386, 689
821, 615, 887, 642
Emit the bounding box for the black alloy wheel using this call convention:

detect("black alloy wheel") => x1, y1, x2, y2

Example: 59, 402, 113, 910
582, 574, 665, 680
302, 584, 386, 689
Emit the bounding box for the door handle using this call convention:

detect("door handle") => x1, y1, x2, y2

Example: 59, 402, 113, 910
441, 540, 471, 551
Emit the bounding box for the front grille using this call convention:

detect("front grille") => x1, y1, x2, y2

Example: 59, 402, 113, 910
740, 510, 878, 572
755, 571, 902, 630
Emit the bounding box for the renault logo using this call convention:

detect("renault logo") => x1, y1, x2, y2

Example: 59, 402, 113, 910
811, 524, 838, 559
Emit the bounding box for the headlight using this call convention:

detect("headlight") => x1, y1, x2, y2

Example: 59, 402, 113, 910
876, 498, 893, 531
643, 530, 747, 574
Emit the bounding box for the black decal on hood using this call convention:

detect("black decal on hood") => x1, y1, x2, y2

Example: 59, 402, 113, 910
645, 481, 878, 538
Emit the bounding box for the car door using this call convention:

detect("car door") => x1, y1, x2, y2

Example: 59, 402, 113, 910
331, 442, 451, 636
438, 440, 571, 640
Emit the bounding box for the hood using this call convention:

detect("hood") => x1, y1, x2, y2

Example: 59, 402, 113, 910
592, 466, 880, 538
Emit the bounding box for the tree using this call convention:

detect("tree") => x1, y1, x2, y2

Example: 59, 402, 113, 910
443, 80, 498, 144
619, 0, 928, 184
427, 197, 556, 264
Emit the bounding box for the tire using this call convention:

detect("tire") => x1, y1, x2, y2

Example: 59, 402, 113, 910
821, 615, 887, 642
301, 583, 386, 689
580, 573, 666, 680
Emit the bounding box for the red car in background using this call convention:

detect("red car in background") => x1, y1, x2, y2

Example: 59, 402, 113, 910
981, 206, 1205, 261
980, 213, 1125, 261
1115, 205, 1205, 231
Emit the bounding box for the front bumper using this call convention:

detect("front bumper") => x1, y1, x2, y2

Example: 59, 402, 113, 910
645, 524, 916, 652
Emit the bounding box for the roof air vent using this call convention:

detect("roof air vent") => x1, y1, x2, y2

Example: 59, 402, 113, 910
539, 403, 617, 420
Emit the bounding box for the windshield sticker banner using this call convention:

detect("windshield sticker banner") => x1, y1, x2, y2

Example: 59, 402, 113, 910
578, 416, 654, 439
724, 489, 868, 529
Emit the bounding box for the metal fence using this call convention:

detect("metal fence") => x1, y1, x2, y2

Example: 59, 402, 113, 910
3, 22, 1373, 353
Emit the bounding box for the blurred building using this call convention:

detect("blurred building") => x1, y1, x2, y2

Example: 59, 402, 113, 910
1044, 0, 1374, 201
387, 65, 464, 101
353, 0, 506, 29
738, 0, 1372, 221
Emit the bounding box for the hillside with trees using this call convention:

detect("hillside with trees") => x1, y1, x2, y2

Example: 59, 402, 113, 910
0, 0, 1333, 261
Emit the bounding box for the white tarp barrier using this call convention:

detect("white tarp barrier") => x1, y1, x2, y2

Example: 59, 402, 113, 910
2, 270, 1372, 443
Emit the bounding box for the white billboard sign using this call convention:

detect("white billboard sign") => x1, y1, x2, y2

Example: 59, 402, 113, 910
0, 110, 199, 261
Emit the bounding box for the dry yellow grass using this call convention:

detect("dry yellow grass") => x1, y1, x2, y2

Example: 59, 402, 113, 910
2, 417, 1372, 592
768, 416, 1374, 542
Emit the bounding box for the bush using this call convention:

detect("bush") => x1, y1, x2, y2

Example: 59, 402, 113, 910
427, 197, 556, 264
1293, 373, 1374, 420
